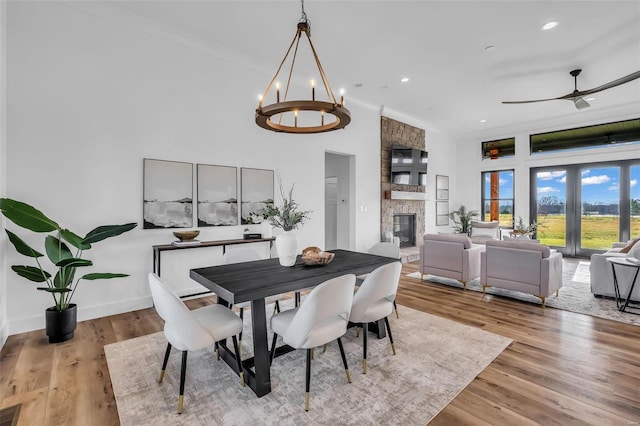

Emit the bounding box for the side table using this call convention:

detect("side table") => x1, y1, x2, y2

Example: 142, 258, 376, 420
606, 257, 640, 314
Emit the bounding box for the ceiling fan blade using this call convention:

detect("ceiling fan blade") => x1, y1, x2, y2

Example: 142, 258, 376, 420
573, 97, 590, 110
502, 97, 562, 104
578, 70, 640, 96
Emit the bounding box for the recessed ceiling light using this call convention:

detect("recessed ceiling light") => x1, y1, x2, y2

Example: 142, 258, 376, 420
354, 83, 363, 88
480, 119, 487, 123
401, 77, 410, 83
541, 21, 559, 30
484, 45, 495, 52
586, 97, 595, 101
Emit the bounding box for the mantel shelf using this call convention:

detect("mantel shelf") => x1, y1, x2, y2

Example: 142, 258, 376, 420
384, 190, 428, 201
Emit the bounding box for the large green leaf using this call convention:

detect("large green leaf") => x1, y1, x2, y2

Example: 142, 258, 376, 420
36, 287, 72, 293
54, 266, 76, 289
11, 265, 51, 282
45, 235, 73, 264
0, 198, 60, 232
82, 223, 136, 244
60, 229, 91, 250
56, 258, 92, 268
5, 230, 44, 258
81, 273, 129, 280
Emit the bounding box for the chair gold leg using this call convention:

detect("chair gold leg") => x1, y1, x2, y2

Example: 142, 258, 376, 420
391, 343, 397, 355
345, 369, 352, 383
322, 344, 327, 353
177, 395, 184, 414
311, 348, 315, 360
216, 348, 220, 361
356, 327, 360, 338
482, 284, 487, 295
556, 289, 559, 297
304, 392, 310, 411
536, 295, 546, 308
239, 371, 245, 387
363, 359, 367, 374
158, 370, 165, 383
461, 280, 467, 290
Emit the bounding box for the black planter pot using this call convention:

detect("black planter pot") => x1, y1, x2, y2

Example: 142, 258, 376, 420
45, 304, 77, 344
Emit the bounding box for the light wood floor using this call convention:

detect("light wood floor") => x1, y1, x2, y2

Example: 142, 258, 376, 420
1, 261, 639, 425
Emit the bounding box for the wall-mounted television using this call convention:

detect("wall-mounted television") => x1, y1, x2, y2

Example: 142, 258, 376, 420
390, 144, 428, 186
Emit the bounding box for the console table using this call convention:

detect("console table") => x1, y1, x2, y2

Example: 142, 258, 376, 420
152, 237, 275, 297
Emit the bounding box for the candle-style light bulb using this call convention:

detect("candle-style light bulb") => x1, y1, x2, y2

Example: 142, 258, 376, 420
339, 88, 345, 106
276, 82, 281, 103
258, 94, 263, 107
311, 79, 316, 101
294, 110, 298, 127
321, 110, 324, 126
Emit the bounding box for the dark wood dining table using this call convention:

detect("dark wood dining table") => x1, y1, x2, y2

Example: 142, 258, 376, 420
189, 249, 398, 397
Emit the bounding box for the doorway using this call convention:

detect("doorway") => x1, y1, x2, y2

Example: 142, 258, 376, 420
325, 152, 354, 250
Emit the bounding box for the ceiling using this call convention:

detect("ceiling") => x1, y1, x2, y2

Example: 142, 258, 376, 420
108, 0, 640, 137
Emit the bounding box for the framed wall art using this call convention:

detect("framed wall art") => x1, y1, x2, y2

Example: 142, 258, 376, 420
143, 159, 193, 229
197, 164, 238, 226
240, 168, 274, 224
436, 201, 449, 226
436, 175, 449, 200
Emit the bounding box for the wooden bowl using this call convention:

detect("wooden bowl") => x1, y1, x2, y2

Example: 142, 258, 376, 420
173, 230, 200, 242
302, 251, 335, 266
302, 246, 322, 257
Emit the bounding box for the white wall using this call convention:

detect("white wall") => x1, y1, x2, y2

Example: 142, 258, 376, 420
455, 106, 640, 225
1, 0, 8, 348
4, 2, 387, 334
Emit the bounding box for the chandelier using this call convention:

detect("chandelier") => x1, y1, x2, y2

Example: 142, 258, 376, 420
255, 0, 351, 134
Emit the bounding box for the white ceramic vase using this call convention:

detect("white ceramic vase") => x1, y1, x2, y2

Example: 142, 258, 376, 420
276, 230, 298, 266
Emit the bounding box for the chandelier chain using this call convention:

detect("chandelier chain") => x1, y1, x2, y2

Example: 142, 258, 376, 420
300, 0, 309, 24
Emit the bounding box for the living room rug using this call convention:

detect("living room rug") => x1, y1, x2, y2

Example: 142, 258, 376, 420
105, 305, 512, 425
408, 258, 640, 326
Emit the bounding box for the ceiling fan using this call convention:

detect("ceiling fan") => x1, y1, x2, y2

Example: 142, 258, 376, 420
502, 69, 640, 110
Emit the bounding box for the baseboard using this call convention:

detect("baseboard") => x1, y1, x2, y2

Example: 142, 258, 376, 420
8, 296, 154, 336
0, 321, 8, 350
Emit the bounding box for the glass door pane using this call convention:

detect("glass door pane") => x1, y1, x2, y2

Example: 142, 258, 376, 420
580, 166, 620, 251
632, 165, 640, 238
535, 170, 567, 248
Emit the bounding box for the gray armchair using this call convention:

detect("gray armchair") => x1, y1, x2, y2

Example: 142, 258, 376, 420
481, 240, 562, 307
420, 234, 484, 290
470, 220, 500, 244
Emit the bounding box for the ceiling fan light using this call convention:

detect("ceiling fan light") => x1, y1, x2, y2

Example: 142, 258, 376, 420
573, 97, 590, 110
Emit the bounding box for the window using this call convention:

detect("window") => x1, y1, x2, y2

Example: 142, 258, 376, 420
482, 137, 515, 160
530, 118, 640, 155
481, 170, 514, 227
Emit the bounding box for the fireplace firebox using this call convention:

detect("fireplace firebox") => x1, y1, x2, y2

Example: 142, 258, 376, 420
393, 214, 416, 247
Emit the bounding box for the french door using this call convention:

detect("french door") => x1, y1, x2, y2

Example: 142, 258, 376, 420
531, 160, 639, 257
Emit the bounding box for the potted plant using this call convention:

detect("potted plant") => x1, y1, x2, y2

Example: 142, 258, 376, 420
262, 176, 311, 266
0, 198, 136, 343
512, 216, 537, 239
449, 205, 478, 235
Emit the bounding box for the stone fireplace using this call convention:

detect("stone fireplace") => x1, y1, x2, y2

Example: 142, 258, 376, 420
393, 214, 416, 247
380, 116, 426, 251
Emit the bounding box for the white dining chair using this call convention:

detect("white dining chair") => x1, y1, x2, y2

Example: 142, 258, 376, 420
350, 262, 402, 374
148, 273, 244, 414
223, 248, 283, 349
357, 242, 401, 318
269, 274, 356, 411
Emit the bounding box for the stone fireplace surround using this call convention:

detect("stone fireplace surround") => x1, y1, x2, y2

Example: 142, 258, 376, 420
380, 116, 426, 253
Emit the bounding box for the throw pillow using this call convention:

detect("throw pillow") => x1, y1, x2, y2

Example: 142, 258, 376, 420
626, 240, 640, 261
619, 237, 640, 254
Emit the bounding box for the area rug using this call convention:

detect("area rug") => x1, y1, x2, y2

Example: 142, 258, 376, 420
408, 258, 640, 326
105, 305, 512, 425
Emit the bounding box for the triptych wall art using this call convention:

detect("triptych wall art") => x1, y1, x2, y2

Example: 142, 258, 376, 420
143, 159, 274, 229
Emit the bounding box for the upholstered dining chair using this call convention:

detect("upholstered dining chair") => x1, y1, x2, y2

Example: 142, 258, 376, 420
349, 262, 402, 374
148, 273, 244, 414
223, 248, 283, 348
357, 242, 401, 318
269, 274, 356, 411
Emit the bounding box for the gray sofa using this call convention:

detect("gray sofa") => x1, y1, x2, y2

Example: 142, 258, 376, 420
420, 233, 484, 289
481, 240, 562, 307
